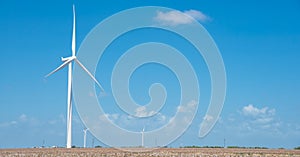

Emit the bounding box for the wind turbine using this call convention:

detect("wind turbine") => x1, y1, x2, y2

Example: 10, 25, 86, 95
83, 128, 89, 148
141, 126, 145, 148
45, 5, 104, 148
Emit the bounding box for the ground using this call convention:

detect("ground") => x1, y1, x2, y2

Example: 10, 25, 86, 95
0, 148, 300, 157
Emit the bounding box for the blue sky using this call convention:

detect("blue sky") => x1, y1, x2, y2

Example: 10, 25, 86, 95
0, 0, 300, 148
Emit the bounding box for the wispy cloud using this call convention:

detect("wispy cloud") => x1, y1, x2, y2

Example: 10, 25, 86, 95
242, 104, 276, 125
94, 100, 197, 133
184, 10, 211, 22
154, 9, 211, 26
203, 114, 214, 122
134, 106, 156, 117
209, 104, 295, 143
0, 114, 41, 129
243, 104, 271, 117
0, 120, 17, 128
225, 104, 282, 135
177, 100, 197, 113
19, 114, 28, 122
107, 112, 168, 131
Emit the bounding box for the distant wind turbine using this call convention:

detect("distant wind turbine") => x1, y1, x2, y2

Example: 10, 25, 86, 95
45, 5, 104, 148
141, 126, 145, 147
83, 128, 89, 148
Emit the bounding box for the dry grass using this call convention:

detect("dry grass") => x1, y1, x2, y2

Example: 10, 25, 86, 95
0, 148, 300, 157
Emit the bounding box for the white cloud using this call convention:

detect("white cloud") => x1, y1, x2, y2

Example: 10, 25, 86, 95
254, 117, 273, 124
242, 104, 275, 119
134, 106, 156, 117
135, 106, 147, 117
203, 114, 214, 122
96, 111, 168, 132
177, 100, 197, 113
109, 113, 119, 121
166, 100, 198, 131
95, 100, 197, 132
19, 114, 28, 122
184, 10, 211, 22
155, 113, 166, 122
154, 10, 210, 26
99, 114, 109, 121
0, 121, 17, 127
239, 104, 278, 131
0, 114, 40, 128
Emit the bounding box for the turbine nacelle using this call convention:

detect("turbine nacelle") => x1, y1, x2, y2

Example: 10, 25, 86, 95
46, 56, 104, 91
61, 56, 76, 62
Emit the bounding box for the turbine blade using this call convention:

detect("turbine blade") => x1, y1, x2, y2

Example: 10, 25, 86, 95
45, 58, 74, 78
72, 5, 76, 56
75, 59, 105, 91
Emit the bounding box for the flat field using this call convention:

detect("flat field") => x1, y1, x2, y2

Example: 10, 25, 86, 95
0, 148, 300, 157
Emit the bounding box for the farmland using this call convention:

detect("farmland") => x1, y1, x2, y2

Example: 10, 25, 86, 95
1, 148, 300, 157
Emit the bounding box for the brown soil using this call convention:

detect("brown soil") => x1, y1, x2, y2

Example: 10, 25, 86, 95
0, 148, 299, 157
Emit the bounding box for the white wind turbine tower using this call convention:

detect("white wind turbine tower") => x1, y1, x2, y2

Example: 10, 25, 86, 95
141, 126, 145, 148
46, 5, 104, 148
83, 128, 89, 148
